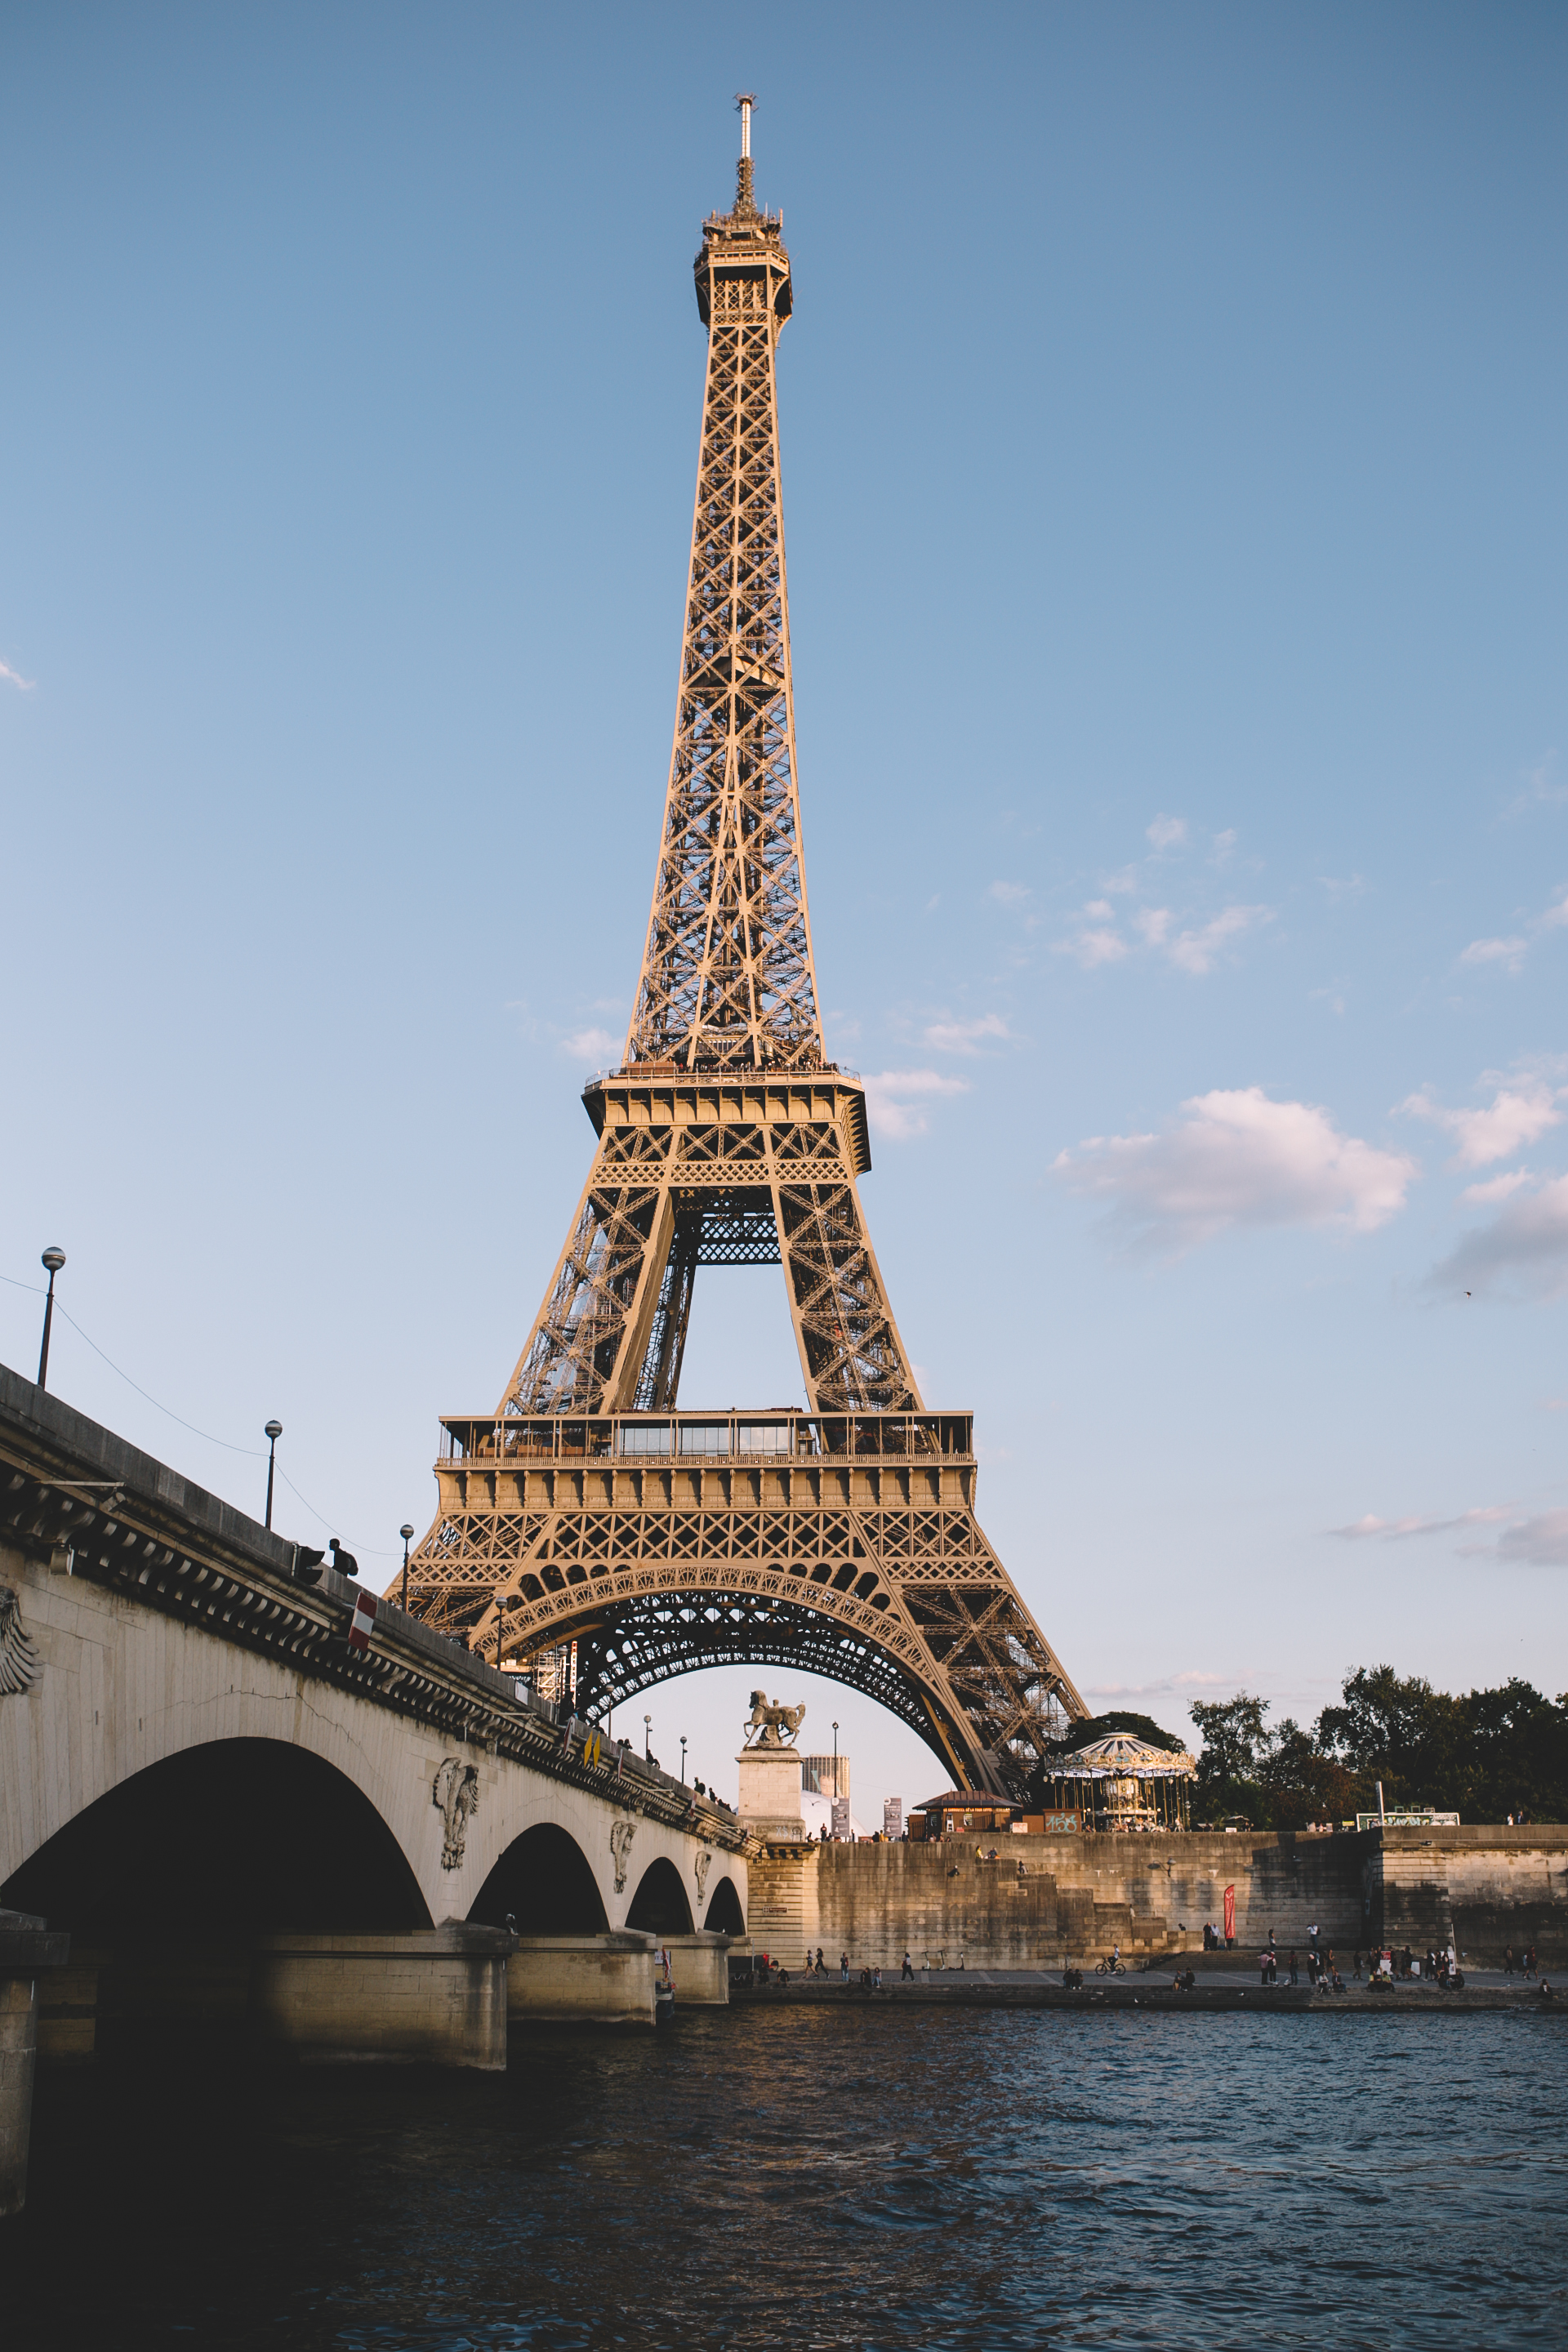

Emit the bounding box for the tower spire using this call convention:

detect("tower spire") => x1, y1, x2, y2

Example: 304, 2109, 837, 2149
735, 90, 756, 215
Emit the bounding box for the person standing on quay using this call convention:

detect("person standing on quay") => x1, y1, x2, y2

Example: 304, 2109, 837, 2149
840, 1951, 849, 1982
1504, 1944, 1515, 1978
902, 1950, 914, 1981
1289, 1949, 1299, 1987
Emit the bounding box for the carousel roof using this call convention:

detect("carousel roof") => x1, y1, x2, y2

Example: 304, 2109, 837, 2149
1054, 1733, 1197, 1778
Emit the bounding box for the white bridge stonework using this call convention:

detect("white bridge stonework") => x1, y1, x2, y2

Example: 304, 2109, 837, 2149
0, 1361, 751, 2184
0, 1553, 745, 1936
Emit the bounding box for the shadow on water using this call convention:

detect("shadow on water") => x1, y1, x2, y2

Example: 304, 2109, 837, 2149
9, 2008, 1568, 2350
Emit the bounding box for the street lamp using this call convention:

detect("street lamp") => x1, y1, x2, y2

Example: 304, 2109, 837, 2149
680, 1735, 688, 1784
37, 1248, 65, 1392
644, 1713, 653, 1762
497, 1595, 512, 1673
263, 1420, 283, 1529
399, 1523, 416, 1610
833, 1719, 840, 1835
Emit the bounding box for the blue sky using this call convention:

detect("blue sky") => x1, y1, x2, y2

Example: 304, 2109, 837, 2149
3, 4, 1565, 1818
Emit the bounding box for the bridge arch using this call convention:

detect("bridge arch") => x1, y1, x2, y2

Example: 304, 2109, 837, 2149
626, 1855, 693, 1936
703, 1874, 745, 1935
2, 1735, 430, 1940
468, 1821, 608, 1935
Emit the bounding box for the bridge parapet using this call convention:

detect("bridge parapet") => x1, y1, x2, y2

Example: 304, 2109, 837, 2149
0, 1363, 756, 1860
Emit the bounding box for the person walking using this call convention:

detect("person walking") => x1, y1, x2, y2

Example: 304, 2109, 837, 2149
840, 1951, 850, 1983
1504, 1944, 1515, 1979
901, 1950, 914, 1981
1527, 1944, 1538, 1980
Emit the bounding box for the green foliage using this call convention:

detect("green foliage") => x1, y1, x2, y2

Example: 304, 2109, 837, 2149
1055, 1711, 1189, 1754
1186, 1667, 1568, 1828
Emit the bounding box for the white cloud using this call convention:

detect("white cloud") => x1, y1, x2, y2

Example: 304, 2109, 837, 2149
1544, 890, 1568, 930
1133, 907, 1172, 947
1054, 1086, 1416, 1256
1459, 1169, 1535, 1206
989, 880, 1030, 906
1330, 1506, 1512, 1542
1054, 920, 1129, 969
0, 659, 35, 692
1426, 1172, 1568, 1300
1166, 904, 1272, 975
1319, 874, 1365, 902
1494, 1512, 1568, 1567
922, 1013, 1011, 1054
1102, 867, 1139, 896
1459, 934, 1529, 974
1398, 1075, 1566, 1169
1212, 829, 1238, 866
1147, 814, 1187, 851
863, 1068, 969, 1142
559, 1026, 619, 1062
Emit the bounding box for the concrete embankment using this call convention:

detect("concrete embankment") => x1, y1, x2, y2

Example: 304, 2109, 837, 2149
732, 1970, 1568, 2018
746, 1826, 1568, 1973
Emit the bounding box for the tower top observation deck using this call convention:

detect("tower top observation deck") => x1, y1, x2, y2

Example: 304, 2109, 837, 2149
696, 91, 792, 328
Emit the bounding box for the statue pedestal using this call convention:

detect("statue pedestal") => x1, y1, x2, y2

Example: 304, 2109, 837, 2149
737, 1744, 806, 1843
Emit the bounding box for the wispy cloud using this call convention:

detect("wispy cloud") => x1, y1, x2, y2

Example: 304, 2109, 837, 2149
1330, 1505, 1513, 1542
1459, 934, 1529, 974
0, 659, 36, 692
922, 1013, 1012, 1055
1054, 1087, 1416, 1258
863, 1068, 969, 1142
1495, 1511, 1568, 1567
1398, 1072, 1566, 1169
559, 1026, 619, 1062
1425, 1172, 1568, 1301
1331, 1500, 1568, 1568
1318, 873, 1365, 902
1147, 814, 1187, 851
1211, 829, 1238, 866
1166, 904, 1272, 975
1457, 879, 1568, 973
1459, 1169, 1535, 1206
1084, 1669, 1227, 1700
988, 880, 1030, 906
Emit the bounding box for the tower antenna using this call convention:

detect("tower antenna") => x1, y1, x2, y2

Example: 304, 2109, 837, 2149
734, 91, 757, 212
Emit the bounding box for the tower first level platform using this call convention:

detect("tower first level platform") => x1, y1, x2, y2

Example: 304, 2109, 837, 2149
416, 1409, 1087, 1799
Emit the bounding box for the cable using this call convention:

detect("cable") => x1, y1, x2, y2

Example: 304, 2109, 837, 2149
56, 1306, 265, 1455
4, 1263, 394, 1557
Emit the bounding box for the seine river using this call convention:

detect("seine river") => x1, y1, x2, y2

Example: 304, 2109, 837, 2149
12, 2008, 1567, 2347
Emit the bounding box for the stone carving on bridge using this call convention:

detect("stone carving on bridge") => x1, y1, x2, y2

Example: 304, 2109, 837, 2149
743, 1692, 805, 1748
0, 1584, 43, 1698
609, 1817, 636, 1892
693, 1849, 712, 1903
432, 1757, 480, 1869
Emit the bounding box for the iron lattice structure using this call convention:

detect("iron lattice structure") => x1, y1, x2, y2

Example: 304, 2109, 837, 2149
396, 112, 1087, 1794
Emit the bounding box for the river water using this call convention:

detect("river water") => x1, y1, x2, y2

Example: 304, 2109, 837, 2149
11, 2007, 1567, 2348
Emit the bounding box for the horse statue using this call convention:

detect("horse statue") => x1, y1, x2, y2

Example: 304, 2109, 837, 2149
744, 1691, 806, 1747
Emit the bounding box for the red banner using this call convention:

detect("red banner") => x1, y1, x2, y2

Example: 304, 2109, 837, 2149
1223, 1883, 1236, 1941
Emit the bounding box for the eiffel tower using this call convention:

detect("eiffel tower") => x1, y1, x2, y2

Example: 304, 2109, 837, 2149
399, 100, 1087, 1794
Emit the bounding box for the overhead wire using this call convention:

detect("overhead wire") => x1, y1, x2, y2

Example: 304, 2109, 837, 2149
1, 1263, 397, 1557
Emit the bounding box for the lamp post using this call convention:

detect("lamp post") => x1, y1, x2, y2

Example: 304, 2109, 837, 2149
680, 1735, 688, 1784
496, 1597, 511, 1674
833, 1719, 840, 1836
644, 1713, 652, 1762
263, 1420, 283, 1530
37, 1248, 65, 1391
399, 1523, 415, 1610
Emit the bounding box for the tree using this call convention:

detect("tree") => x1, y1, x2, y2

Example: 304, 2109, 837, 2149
1191, 1694, 1272, 1823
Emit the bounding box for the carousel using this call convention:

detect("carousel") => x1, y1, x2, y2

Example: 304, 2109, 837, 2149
1045, 1733, 1197, 1831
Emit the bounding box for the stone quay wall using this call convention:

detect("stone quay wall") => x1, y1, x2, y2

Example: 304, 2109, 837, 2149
748, 1826, 1568, 1971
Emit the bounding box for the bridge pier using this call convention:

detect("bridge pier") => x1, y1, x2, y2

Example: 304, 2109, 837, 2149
663, 1931, 733, 2005
249, 1924, 512, 2069
508, 1932, 663, 2025
0, 1912, 69, 2218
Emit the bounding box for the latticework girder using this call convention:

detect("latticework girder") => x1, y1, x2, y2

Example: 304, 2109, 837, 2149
393, 123, 1088, 1795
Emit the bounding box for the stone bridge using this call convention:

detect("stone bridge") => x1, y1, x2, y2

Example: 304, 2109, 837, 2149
0, 1366, 755, 2207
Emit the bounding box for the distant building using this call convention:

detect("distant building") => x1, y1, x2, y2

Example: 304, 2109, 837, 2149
800, 1754, 849, 1801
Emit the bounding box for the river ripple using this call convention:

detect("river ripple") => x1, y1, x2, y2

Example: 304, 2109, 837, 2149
12, 2008, 1568, 2348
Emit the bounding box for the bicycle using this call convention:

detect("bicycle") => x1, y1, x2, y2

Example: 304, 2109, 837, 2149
1095, 1953, 1125, 1976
